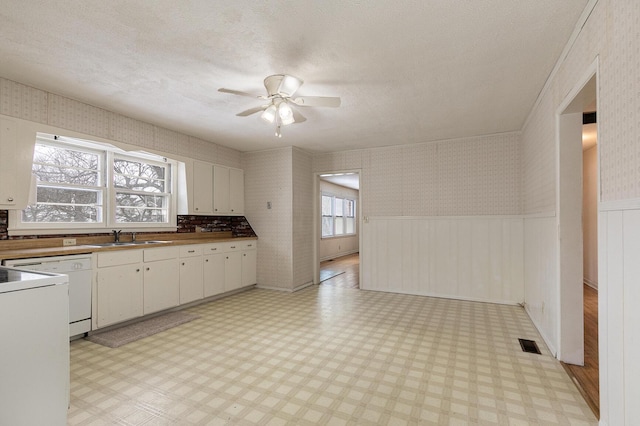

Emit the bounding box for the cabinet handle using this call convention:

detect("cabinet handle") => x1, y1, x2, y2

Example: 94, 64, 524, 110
146, 267, 150, 271
205, 259, 209, 262
231, 209, 234, 212
188, 250, 195, 253
230, 246, 236, 249
7, 197, 14, 202
195, 207, 199, 211
226, 256, 229, 259
247, 244, 252, 247
243, 254, 246, 257
136, 268, 140, 272
215, 208, 218, 211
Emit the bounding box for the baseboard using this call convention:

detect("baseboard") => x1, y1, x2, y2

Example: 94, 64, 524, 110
584, 277, 598, 290
256, 281, 314, 293
523, 304, 558, 357
320, 249, 359, 262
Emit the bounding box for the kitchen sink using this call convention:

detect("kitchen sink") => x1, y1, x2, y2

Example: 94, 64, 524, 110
88, 240, 170, 247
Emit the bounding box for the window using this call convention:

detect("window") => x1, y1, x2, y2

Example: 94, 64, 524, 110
321, 193, 356, 238
13, 134, 176, 232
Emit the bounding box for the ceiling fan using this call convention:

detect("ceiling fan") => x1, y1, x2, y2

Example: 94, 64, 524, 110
218, 74, 341, 137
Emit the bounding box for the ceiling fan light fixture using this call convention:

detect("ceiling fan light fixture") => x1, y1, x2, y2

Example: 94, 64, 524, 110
278, 75, 303, 97
261, 104, 277, 123
278, 102, 295, 126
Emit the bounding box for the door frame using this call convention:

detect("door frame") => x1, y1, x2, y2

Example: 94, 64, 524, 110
312, 169, 362, 285
554, 57, 599, 367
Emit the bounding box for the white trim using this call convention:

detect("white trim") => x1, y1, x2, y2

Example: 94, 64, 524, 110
524, 304, 558, 357
584, 277, 598, 290
361, 287, 522, 307
522, 0, 600, 130
256, 281, 314, 293
599, 198, 640, 212
367, 215, 523, 221
522, 211, 556, 219
319, 248, 359, 262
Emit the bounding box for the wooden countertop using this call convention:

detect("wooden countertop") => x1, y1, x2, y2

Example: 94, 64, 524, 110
0, 232, 257, 261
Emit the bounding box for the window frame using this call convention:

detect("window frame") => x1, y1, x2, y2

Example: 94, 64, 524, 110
9, 134, 178, 234
321, 192, 357, 239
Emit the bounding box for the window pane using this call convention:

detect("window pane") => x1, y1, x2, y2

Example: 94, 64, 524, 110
346, 218, 355, 234
335, 217, 344, 235
32, 164, 100, 186
322, 217, 333, 237
335, 198, 344, 216
22, 204, 100, 223
115, 207, 167, 223
113, 174, 165, 193
33, 145, 99, 171
322, 195, 332, 216
345, 199, 355, 217
36, 187, 99, 204
115, 192, 166, 208
114, 159, 166, 192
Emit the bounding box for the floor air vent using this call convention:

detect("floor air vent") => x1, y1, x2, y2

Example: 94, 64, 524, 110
518, 338, 541, 354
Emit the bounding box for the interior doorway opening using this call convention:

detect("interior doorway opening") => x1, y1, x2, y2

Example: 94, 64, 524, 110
556, 68, 599, 418
313, 170, 361, 289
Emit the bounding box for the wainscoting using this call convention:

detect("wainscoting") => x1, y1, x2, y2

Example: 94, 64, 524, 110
523, 213, 558, 356
598, 205, 640, 424
361, 216, 524, 305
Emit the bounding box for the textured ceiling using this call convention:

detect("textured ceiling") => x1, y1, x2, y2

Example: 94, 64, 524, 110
0, 1, 589, 153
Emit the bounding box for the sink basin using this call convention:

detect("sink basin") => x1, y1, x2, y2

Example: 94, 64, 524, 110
88, 240, 169, 247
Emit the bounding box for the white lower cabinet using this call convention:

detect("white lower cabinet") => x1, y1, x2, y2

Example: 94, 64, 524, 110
143, 247, 180, 315
95, 250, 144, 328
179, 245, 204, 304
93, 239, 257, 329
241, 241, 257, 287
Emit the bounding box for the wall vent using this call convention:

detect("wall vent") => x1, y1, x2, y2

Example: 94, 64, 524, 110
518, 338, 541, 354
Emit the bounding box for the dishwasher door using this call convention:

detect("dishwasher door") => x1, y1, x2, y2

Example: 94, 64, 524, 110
3, 255, 92, 337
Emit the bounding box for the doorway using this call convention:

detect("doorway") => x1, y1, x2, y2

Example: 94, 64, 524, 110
313, 170, 361, 288
556, 64, 599, 417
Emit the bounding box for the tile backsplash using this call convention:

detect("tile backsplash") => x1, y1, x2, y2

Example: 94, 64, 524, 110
0, 211, 256, 240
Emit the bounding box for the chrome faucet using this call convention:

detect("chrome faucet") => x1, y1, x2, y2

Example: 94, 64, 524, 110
112, 229, 122, 242
131, 232, 137, 242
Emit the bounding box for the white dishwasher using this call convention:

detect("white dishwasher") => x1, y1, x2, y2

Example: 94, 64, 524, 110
4, 254, 92, 338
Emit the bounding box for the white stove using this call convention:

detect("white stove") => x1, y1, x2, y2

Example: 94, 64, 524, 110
0, 266, 69, 426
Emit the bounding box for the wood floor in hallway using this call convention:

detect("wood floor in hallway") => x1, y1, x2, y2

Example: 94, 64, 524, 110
562, 284, 599, 418
319, 253, 359, 289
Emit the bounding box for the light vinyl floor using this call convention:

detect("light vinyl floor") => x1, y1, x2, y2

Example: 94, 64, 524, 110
69, 286, 597, 425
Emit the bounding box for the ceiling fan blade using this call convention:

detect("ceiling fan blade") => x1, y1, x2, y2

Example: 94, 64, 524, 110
218, 88, 265, 99
236, 105, 268, 117
290, 96, 341, 107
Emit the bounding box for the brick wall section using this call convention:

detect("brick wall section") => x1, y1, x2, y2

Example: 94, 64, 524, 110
0, 210, 257, 239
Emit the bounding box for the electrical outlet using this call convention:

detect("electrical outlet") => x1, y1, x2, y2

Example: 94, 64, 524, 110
63, 238, 76, 246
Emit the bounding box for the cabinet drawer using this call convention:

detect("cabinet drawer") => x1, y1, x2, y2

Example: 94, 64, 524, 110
202, 243, 224, 254
222, 242, 242, 252
179, 245, 203, 258
240, 240, 257, 250
97, 249, 143, 268
144, 246, 179, 262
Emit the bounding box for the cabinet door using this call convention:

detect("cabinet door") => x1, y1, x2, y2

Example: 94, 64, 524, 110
96, 263, 143, 328
229, 168, 244, 215
179, 256, 203, 304
213, 165, 230, 214
224, 252, 242, 292
144, 258, 179, 314
0, 117, 35, 209
193, 161, 213, 214
203, 253, 225, 297
241, 249, 257, 287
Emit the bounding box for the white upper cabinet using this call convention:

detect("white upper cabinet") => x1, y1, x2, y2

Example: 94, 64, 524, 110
187, 161, 244, 216
213, 165, 230, 214
192, 160, 214, 214
0, 116, 36, 209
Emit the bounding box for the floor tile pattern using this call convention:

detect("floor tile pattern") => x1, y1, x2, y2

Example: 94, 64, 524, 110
68, 286, 597, 425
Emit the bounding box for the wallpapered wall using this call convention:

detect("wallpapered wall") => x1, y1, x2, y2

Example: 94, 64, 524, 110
313, 132, 522, 217
0, 76, 245, 239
